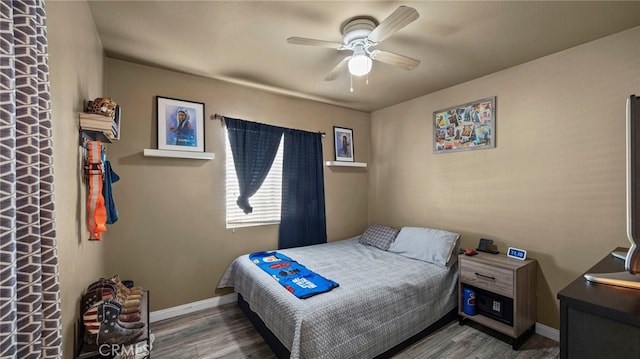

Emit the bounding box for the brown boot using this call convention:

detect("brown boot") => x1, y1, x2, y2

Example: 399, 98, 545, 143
89, 281, 142, 302
119, 311, 141, 322
120, 305, 140, 314
85, 287, 140, 312
105, 300, 145, 329
111, 274, 144, 296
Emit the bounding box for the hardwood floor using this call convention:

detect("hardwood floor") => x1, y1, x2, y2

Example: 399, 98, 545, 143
150, 303, 559, 358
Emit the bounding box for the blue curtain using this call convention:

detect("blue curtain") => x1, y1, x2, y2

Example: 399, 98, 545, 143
225, 117, 283, 214
278, 129, 327, 249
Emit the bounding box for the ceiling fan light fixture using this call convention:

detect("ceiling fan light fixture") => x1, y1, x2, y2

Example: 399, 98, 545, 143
348, 54, 372, 76
287, 6, 420, 81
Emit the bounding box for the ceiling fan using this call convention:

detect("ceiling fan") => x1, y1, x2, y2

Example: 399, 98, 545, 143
287, 6, 420, 83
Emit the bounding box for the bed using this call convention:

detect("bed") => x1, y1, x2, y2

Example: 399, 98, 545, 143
218, 226, 460, 359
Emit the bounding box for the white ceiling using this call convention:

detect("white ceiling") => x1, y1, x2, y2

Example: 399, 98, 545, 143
87, 1, 640, 112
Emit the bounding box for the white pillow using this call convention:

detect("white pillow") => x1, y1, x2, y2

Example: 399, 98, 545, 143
387, 227, 460, 267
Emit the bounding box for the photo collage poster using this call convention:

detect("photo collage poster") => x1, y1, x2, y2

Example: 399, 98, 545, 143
433, 97, 495, 153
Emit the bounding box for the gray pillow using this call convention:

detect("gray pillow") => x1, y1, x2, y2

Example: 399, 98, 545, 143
359, 224, 400, 251
387, 227, 460, 267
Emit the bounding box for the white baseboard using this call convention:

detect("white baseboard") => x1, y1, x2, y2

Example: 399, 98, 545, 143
149, 293, 237, 323
535, 321, 559, 342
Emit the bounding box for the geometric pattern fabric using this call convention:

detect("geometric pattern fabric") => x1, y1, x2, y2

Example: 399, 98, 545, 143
0, 1, 63, 357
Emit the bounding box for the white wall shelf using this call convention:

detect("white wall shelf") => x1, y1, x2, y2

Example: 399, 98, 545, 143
143, 149, 215, 160
325, 161, 367, 168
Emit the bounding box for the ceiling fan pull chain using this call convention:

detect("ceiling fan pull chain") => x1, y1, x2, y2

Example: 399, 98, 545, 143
350, 74, 354, 93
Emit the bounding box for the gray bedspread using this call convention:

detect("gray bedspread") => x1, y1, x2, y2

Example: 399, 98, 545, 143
218, 237, 458, 359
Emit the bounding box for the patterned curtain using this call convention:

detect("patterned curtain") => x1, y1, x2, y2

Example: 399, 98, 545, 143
0, 1, 63, 358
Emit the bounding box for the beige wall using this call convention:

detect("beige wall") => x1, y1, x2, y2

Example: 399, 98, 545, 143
370, 27, 640, 329
102, 59, 370, 311
47, 1, 106, 357
44, 1, 639, 347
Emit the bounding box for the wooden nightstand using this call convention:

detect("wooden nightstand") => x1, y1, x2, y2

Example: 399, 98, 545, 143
458, 252, 537, 349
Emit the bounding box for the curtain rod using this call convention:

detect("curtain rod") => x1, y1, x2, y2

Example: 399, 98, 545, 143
211, 113, 326, 137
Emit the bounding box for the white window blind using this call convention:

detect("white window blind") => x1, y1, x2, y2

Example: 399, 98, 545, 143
225, 131, 283, 228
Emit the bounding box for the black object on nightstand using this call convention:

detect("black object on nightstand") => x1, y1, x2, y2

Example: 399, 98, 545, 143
477, 238, 500, 254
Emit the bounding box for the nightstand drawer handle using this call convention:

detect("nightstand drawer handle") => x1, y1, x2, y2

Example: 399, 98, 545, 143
475, 272, 495, 281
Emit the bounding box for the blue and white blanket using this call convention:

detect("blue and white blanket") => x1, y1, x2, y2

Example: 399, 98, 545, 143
249, 251, 339, 299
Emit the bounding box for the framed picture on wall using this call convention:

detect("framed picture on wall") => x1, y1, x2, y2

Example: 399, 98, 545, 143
433, 96, 496, 153
333, 126, 354, 162
156, 96, 205, 152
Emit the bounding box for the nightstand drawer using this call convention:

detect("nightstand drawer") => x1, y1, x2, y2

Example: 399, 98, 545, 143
460, 259, 513, 297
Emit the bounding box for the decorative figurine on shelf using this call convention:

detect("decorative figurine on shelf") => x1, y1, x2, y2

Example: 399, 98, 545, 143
86, 97, 117, 118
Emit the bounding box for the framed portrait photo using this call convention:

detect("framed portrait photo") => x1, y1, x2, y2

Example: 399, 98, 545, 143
333, 126, 354, 162
156, 96, 205, 152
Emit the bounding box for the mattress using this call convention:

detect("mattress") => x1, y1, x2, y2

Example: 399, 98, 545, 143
218, 237, 458, 359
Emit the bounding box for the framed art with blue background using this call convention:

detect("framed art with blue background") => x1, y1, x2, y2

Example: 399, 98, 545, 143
156, 96, 205, 152
433, 96, 495, 154
333, 126, 354, 162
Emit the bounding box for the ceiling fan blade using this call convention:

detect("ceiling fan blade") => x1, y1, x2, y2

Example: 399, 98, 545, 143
370, 50, 420, 71
367, 6, 419, 43
287, 37, 343, 49
324, 57, 350, 81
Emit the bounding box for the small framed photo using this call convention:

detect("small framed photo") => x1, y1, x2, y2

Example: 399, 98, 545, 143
156, 96, 205, 152
333, 126, 354, 162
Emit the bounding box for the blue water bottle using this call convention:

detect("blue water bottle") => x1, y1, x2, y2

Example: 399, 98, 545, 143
463, 287, 476, 316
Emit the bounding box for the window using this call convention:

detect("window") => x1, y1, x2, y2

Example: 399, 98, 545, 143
225, 131, 283, 228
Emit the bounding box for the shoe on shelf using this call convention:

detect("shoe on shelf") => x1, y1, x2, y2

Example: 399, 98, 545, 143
118, 311, 141, 323
83, 299, 144, 345
105, 300, 145, 329
84, 287, 141, 313
88, 280, 142, 301
111, 274, 144, 296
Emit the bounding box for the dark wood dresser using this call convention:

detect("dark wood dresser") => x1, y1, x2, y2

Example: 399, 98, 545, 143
557, 247, 640, 358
